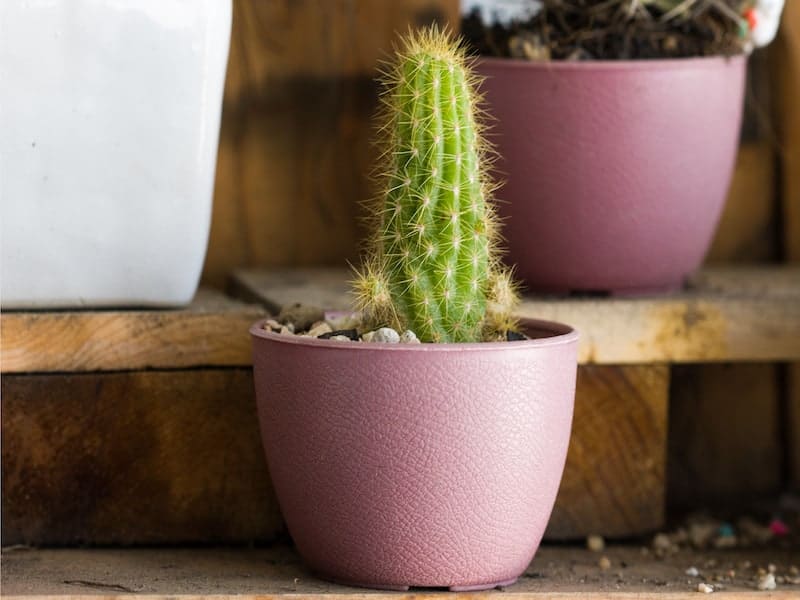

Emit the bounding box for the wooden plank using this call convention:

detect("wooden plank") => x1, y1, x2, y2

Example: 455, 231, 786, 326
2, 366, 665, 544
3, 546, 799, 598
204, 0, 459, 288
773, 1, 800, 263
668, 364, 782, 511
547, 365, 667, 539
772, 0, 800, 492
0, 289, 265, 373
1, 370, 283, 546
706, 142, 777, 263
231, 267, 800, 365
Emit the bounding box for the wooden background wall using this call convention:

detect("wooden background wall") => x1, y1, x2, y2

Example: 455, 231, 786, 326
202, 1, 800, 512
203, 0, 459, 289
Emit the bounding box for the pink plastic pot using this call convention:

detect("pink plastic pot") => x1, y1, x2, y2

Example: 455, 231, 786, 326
477, 56, 746, 294
251, 319, 578, 590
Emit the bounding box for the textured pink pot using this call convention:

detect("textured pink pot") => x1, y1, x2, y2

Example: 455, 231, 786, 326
477, 56, 746, 294
251, 319, 578, 591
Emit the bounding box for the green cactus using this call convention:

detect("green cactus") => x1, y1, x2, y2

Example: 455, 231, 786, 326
354, 26, 518, 343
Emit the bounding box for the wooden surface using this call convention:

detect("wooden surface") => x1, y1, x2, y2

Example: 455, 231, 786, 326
2, 365, 666, 544
231, 267, 800, 365
668, 364, 782, 511
204, 0, 458, 288
1, 370, 283, 546
4, 546, 799, 598
707, 142, 777, 263
773, 1, 800, 491
548, 365, 667, 538
0, 289, 265, 374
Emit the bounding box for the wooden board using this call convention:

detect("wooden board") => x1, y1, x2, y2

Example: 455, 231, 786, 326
772, 0, 800, 492
231, 267, 800, 365
204, 0, 459, 288
547, 365, 667, 539
1, 366, 666, 544
0, 289, 265, 374
706, 142, 777, 263
3, 546, 799, 598
668, 364, 782, 511
1, 370, 283, 546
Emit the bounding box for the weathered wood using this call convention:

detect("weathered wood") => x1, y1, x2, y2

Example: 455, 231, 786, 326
707, 142, 777, 263
772, 1, 800, 491
2, 365, 666, 544
1, 370, 283, 546
231, 267, 800, 365
548, 365, 667, 538
3, 546, 799, 598
204, 0, 459, 288
668, 364, 782, 511
0, 289, 265, 373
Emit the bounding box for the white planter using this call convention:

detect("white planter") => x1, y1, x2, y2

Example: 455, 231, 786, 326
0, 0, 232, 308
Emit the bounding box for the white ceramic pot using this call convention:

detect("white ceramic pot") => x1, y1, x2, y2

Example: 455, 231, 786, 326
0, 0, 231, 308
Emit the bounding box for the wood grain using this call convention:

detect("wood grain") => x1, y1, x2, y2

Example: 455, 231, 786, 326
204, 0, 459, 288
1, 370, 283, 546
706, 142, 777, 263
2, 366, 665, 544
231, 267, 800, 365
547, 365, 668, 539
773, 0, 800, 492
4, 546, 799, 598
0, 289, 265, 373
668, 364, 782, 511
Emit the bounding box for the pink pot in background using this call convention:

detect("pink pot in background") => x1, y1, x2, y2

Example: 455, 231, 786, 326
251, 319, 578, 591
477, 56, 746, 294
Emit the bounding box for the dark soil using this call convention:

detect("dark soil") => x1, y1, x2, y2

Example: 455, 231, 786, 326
462, 0, 747, 61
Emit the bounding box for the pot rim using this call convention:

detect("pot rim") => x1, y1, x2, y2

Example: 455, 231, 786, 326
250, 317, 578, 352
475, 53, 746, 72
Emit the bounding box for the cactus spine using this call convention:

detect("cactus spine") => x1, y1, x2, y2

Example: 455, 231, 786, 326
354, 27, 518, 343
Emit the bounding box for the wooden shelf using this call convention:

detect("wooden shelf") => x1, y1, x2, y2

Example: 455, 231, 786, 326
0, 289, 266, 373
232, 266, 800, 365
3, 545, 798, 599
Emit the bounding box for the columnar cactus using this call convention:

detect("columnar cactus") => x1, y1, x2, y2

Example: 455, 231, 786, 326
354, 27, 518, 343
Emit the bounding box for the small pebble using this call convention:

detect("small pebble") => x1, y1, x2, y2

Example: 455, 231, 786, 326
768, 564, 777, 574
769, 519, 789, 536
371, 327, 400, 343
400, 330, 421, 344
713, 535, 737, 549
279, 326, 293, 335
328, 335, 351, 342
324, 311, 360, 331
277, 303, 325, 331
718, 523, 735, 538
697, 583, 714, 594
686, 567, 700, 577
652, 533, 672, 551
598, 556, 611, 570
689, 522, 717, 549
308, 321, 333, 337
264, 318, 283, 332
586, 534, 605, 552
757, 573, 777, 591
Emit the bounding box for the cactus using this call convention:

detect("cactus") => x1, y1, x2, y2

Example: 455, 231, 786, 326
354, 26, 518, 343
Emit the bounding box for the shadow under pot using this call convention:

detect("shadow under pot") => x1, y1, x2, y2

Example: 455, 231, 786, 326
250, 318, 578, 591
477, 55, 746, 295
